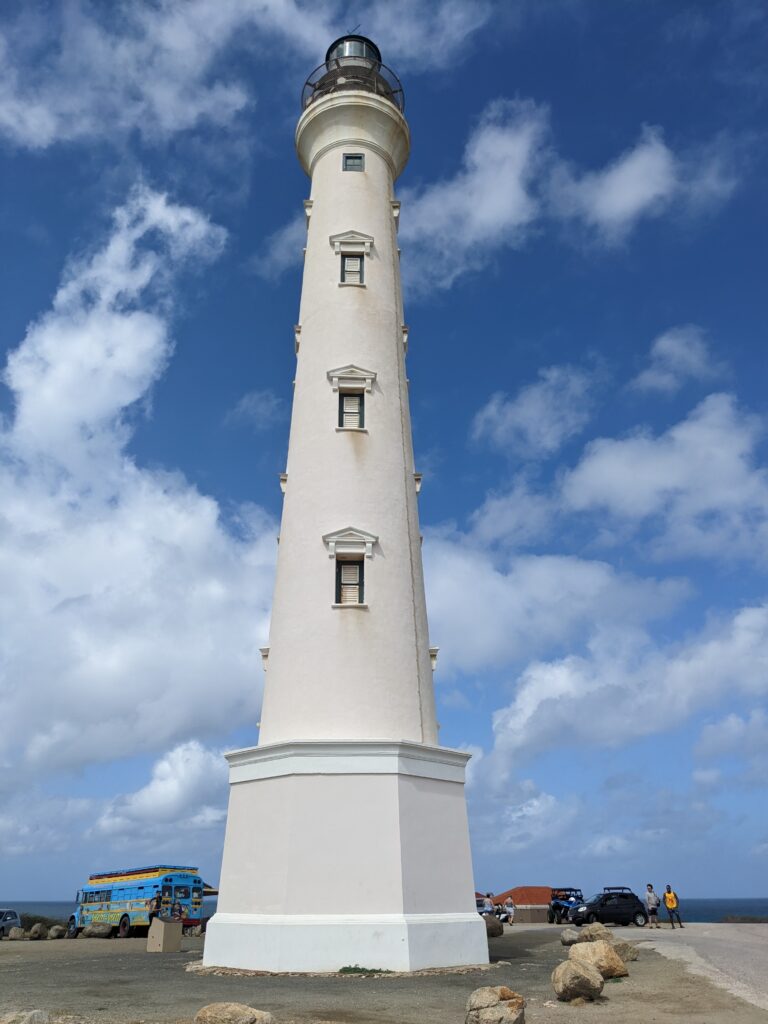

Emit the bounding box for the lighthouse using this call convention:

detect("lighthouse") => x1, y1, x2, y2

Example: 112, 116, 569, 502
203, 36, 488, 972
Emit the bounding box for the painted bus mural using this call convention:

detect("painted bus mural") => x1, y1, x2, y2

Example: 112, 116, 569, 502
67, 864, 209, 937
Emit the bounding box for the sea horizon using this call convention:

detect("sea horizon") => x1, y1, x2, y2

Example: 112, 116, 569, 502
4, 896, 768, 925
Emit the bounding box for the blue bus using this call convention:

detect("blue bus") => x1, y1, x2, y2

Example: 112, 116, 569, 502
68, 864, 206, 937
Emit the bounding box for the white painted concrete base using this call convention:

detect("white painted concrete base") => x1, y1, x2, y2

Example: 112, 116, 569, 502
203, 911, 488, 973
204, 740, 488, 972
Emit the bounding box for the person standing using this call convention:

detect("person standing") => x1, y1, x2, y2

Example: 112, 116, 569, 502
482, 893, 494, 915
645, 884, 661, 928
664, 884, 684, 928
502, 896, 515, 925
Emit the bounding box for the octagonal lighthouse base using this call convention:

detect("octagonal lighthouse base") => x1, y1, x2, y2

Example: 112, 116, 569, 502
203, 740, 489, 972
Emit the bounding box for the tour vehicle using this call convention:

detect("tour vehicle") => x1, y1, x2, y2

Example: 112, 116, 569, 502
567, 886, 648, 927
548, 887, 584, 924
67, 864, 206, 937
0, 909, 22, 937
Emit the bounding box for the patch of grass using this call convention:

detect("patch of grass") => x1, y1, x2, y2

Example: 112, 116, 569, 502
338, 964, 393, 975
606, 977, 625, 984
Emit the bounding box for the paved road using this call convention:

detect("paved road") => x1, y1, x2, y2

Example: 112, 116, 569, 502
638, 923, 768, 1011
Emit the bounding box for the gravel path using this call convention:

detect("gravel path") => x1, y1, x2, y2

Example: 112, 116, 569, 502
1, 923, 767, 1023
637, 923, 768, 1011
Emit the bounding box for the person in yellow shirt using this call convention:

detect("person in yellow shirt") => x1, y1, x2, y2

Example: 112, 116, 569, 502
664, 884, 684, 928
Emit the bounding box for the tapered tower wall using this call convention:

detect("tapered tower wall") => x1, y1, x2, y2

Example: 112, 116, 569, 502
259, 93, 436, 747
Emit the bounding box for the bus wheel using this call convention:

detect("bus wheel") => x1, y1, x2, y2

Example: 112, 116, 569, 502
66, 918, 79, 938
118, 916, 131, 938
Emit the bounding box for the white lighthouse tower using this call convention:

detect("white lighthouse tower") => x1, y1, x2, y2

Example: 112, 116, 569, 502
203, 36, 488, 972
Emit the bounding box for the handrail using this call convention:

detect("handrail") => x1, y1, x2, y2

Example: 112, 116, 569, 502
301, 56, 405, 113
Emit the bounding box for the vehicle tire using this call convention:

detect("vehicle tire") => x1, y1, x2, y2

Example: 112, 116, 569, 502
0, 927, 4, 938
547, 910, 555, 924
118, 916, 131, 938
587, 913, 598, 924
66, 918, 78, 938
633, 912, 647, 927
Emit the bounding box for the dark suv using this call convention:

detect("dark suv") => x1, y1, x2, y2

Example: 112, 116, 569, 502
568, 887, 648, 927
548, 888, 584, 924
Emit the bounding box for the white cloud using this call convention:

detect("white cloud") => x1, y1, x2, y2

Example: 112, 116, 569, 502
472, 364, 594, 458
0, 0, 497, 150
486, 605, 768, 767
548, 125, 736, 244
0, 185, 277, 780
423, 533, 687, 677
469, 478, 555, 548
95, 741, 228, 839
696, 709, 768, 760
584, 834, 630, 857
251, 213, 306, 281
631, 325, 725, 393
399, 98, 549, 291
226, 388, 287, 431
563, 393, 768, 560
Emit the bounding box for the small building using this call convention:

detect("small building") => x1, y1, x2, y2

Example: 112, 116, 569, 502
493, 886, 552, 923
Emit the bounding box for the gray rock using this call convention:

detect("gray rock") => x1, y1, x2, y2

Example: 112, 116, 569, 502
577, 922, 612, 943
7, 927, 25, 941
47, 925, 66, 940
569, 939, 628, 979
560, 927, 581, 946
483, 914, 504, 938
466, 986, 525, 1024
551, 959, 604, 1002
81, 922, 114, 938
612, 939, 639, 963
28, 923, 47, 941
194, 1004, 274, 1024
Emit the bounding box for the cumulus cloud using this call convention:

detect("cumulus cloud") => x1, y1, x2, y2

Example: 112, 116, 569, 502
0, 0, 496, 149
471, 364, 594, 458
563, 393, 768, 560
696, 709, 768, 760
631, 325, 726, 393
0, 185, 277, 782
548, 125, 736, 244
469, 478, 556, 548
95, 741, 228, 840
423, 533, 687, 677
400, 99, 549, 292
486, 605, 768, 767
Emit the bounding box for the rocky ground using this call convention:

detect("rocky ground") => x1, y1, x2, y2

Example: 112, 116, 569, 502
1, 923, 766, 1024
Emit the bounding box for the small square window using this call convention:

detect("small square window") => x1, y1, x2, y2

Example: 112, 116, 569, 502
339, 391, 364, 428
336, 559, 364, 604
341, 254, 363, 284
343, 153, 365, 171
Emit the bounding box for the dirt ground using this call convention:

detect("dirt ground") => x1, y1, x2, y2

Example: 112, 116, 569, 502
1, 924, 766, 1024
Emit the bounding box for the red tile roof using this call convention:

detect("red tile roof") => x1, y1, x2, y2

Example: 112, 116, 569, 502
492, 886, 552, 906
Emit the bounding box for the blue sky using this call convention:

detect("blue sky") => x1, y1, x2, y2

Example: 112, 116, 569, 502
1, 0, 766, 901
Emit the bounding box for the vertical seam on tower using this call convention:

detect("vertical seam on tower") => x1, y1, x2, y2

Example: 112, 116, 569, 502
392, 196, 426, 745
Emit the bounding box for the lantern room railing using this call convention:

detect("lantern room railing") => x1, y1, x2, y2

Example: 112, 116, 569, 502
301, 55, 405, 113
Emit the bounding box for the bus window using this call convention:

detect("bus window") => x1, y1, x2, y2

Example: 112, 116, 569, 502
174, 886, 190, 899
162, 885, 173, 899
191, 887, 202, 900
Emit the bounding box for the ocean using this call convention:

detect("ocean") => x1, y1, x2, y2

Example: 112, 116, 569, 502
2, 897, 767, 924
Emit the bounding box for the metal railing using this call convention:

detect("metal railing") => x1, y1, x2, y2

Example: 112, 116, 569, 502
301, 56, 405, 113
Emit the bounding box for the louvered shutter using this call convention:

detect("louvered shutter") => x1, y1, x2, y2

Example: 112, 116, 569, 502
342, 394, 361, 428
342, 255, 362, 284
339, 562, 361, 604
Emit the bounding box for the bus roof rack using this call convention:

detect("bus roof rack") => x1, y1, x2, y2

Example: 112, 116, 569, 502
87, 864, 198, 881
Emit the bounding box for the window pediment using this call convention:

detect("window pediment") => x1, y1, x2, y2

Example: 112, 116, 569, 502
329, 230, 374, 255
323, 527, 378, 559
327, 364, 377, 393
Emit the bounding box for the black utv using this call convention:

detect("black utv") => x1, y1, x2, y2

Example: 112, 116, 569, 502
567, 886, 648, 927
548, 888, 584, 924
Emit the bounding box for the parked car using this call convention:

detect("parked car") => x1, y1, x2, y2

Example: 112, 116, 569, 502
548, 887, 584, 924
568, 887, 648, 927
0, 909, 22, 937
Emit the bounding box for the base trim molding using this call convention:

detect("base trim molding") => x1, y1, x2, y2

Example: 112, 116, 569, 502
203, 911, 489, 973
